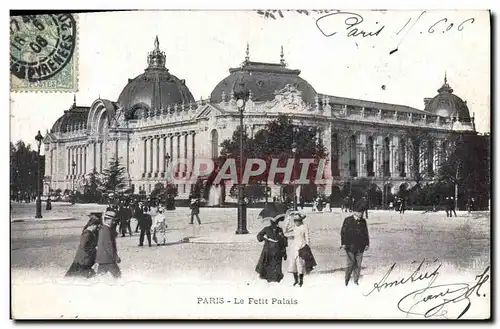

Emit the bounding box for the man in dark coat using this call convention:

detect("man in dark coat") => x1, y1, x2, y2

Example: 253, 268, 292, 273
360, 196, 369, 219
447, 196, 457, 217
118, 203, 133, 237
189, 198, 201, 225
138, 207, 153, 247
96, 210, 121, 278
340, 201, 370, 286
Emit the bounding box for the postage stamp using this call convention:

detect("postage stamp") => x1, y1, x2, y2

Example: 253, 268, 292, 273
9, 10, 490, 320
10, 13, 78, 92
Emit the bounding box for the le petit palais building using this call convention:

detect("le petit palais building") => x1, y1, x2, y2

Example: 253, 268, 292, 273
43, 37, 476, 203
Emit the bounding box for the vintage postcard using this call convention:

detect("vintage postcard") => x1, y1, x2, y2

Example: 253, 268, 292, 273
10, 10, 490, 320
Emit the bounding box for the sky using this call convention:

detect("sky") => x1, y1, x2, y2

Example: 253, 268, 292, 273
10, 10, 490, 148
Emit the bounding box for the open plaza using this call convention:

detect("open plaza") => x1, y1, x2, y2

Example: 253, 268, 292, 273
11, 201, 490, 319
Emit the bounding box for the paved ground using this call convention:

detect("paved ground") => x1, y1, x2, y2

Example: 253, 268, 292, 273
10, 202, 491, 319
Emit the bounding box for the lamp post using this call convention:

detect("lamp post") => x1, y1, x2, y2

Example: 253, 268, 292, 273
292, 141, 297, 211
234, 81, 249, 235
34, 131, 43, 219
71, 161, 76, 204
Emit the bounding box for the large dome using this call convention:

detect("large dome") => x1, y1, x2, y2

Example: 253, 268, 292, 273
424, 75, 471, 120
210, 47, 317, 104
117, 37, 195, 118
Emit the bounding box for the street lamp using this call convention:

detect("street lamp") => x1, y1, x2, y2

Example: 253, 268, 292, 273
34, 130, 43, 219
292, 141, 297, 211
71, 160, 76, 204
234, 81, 249, 235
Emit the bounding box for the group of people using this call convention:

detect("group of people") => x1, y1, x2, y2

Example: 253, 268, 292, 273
65, 210, 122, 279
255, 199, 370, 287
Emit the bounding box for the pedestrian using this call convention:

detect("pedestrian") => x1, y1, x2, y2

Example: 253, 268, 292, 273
399, 198, 406, 214
361, 196, 369, 219
118, 203, 133, 237
46, 196, 52, 211
340, 200, 370, 286
96, 210, 122, 278
152, 205, 167, 246
286, 211, 316, 287
189, 197, 201, 225
448, 196, 457, 217
138, 206, 153, 247
255, 214, 288, 283
65, 215, 101, 278
133, 202, 143, 233
300, 196, 305, 210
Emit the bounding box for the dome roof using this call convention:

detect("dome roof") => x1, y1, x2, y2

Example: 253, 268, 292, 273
210, 45, 317, 104
51, 96, 90, 133
424, 74, 471, 120
117, 37, 195, 118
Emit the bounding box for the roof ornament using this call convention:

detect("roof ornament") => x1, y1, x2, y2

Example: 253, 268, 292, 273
280, 45, 286, 65
154, 35, 160, 51
147, 36, 166, 70
437, 71, 453, 94
245, 42, 250, 62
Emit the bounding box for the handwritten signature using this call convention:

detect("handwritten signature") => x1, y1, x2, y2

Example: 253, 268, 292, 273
315, 11, 475, 54
364, 259, 441, 297
397, 266, 490, 319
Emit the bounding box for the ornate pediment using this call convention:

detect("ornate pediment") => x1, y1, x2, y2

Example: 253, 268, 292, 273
194, 104, 225, 119
265, 83, 307, 110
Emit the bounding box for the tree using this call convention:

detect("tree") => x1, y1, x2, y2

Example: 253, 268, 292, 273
84, 168, 102, 202
437, 132, 490, 210
219, 114, 327, 200
100, 156, 128, 197
10, 140, 45, 201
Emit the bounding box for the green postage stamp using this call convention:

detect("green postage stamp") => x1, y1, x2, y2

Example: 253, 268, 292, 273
10, 13, 78, 92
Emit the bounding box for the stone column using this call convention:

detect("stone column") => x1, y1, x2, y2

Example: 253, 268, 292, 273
83, 146, 87, 175
155, 136, 160, 175
186, 132, 193, 177
149, 137, 154, 175
434, 140, 441, 172
161, 135, 166, 173
389, 138, 394, 177
358, 134, 366, 177
142, 138, 147, 175
79, 147, 83, 176
191, 131, 196, 162
99, 142, 103, 172
67, 147, 70, 176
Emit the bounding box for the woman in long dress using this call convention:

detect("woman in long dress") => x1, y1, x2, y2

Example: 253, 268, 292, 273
152, 206, 167, 246
286, 211, 317, 287
255, 216, 288, 283
65, 215, 101, 278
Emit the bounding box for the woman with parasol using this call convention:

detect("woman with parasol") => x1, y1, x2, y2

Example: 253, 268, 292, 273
255, 203, 289, 283
65, 213, 102, 278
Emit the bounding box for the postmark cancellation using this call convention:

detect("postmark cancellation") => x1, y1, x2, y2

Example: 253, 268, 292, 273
10, 13, 78, 92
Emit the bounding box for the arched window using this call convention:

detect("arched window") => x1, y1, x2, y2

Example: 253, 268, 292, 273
399, 139, 406, 177
383, 137, 391, 177
349, 135, 357, 177
366, 136, 374, 176
211, 129, 219, 159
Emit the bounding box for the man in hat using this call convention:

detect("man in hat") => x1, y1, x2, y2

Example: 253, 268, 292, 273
189, 197, 201, 225
340, 200, 370, 286
96, 210, 122, 278
447, 196, 457, 217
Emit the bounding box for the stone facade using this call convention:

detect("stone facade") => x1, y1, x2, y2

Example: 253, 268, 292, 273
43, 39, 476, 200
